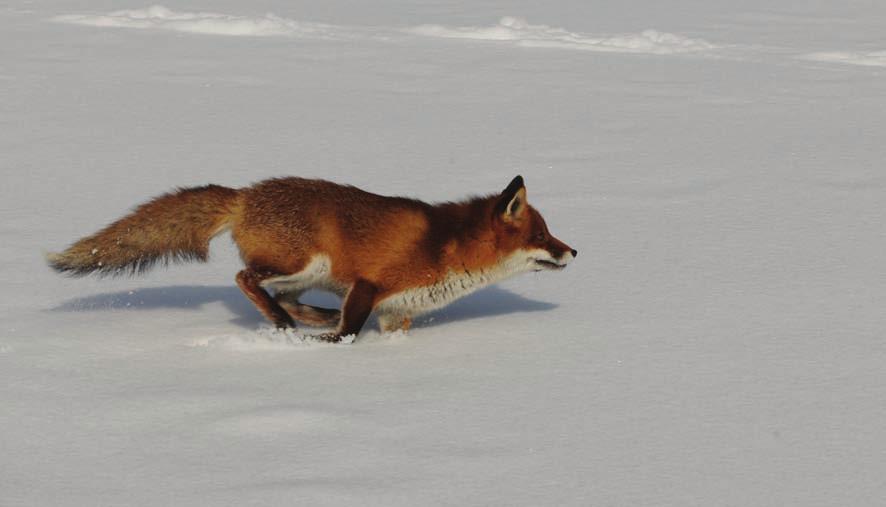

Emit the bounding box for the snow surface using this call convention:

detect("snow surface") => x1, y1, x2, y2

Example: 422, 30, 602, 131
52, 5, 349, 39
3, 1, 886, 505
53, 7, 717, 55
408, 17, 717, 55
803, 50, 886, 68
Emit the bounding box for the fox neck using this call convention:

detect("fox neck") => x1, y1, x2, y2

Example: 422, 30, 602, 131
380, 212, 535, 317
376, 196, 537, 317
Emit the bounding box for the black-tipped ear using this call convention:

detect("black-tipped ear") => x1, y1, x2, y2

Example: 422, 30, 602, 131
495, 175, 527, 221
502, 175, 524, 197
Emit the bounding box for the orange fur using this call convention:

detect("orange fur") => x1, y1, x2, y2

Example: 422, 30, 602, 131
48, 185, 239, 276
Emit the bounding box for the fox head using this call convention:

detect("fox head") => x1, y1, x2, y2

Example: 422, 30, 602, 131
492, 175, 577, 272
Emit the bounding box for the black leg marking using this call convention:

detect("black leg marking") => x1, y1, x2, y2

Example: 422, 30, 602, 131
278, 300, 342, 327
314, 279, 377, 343
235, 269, 295, 329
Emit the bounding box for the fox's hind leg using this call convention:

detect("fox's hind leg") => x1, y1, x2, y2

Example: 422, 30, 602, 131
276, 296, 341, 327
236, 268, 295, 329
264, 259, 342, 327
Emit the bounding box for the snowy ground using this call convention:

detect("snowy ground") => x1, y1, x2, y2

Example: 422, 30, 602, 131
3, 1, 886, 505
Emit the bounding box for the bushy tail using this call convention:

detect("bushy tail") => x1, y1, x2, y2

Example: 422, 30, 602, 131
48, 184, 240, 277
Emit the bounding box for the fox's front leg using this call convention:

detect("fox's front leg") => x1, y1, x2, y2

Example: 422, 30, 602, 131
314, 279, 377, 343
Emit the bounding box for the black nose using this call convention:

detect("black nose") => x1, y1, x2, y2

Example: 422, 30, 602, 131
571, 249, 578, 257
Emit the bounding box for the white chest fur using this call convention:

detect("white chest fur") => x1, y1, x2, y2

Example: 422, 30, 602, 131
375, 250, 540, 317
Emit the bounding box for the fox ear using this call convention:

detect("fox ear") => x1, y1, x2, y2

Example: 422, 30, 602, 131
496, 175, 527, 222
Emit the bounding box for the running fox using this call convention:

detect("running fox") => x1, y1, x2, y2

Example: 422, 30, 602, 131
48, 176, 576, 341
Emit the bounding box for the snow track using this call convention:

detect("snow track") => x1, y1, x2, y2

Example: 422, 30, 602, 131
189, 327, 359, 351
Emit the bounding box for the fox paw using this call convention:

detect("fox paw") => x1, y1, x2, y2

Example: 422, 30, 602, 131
313, 333, 342, 343
312, 333, 357, 344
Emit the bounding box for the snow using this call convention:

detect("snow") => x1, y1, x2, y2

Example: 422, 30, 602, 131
52, 5, 346, 39
803, 50, 886, 68
53, 7, 717, 55
3, 1, 886, 505
408, 17, 717, 55
190, 327, 360, 351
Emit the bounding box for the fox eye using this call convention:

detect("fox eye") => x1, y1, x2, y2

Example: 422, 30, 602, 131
535, 232, 546, 242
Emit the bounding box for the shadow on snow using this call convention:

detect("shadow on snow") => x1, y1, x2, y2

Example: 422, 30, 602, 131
49, 284, 557, 330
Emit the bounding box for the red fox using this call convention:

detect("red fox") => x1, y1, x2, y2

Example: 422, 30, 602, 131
48, 176, 576, 342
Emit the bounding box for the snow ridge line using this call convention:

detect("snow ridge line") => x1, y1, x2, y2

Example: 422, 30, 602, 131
51, 5, 719, 57
802, 50, 886, 68
52, 5, 347, 39
407, 16, 717, 55
51, 6, 886, 67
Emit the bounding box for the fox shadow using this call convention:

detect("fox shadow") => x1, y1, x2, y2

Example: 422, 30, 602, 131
50, 284, 557, 330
